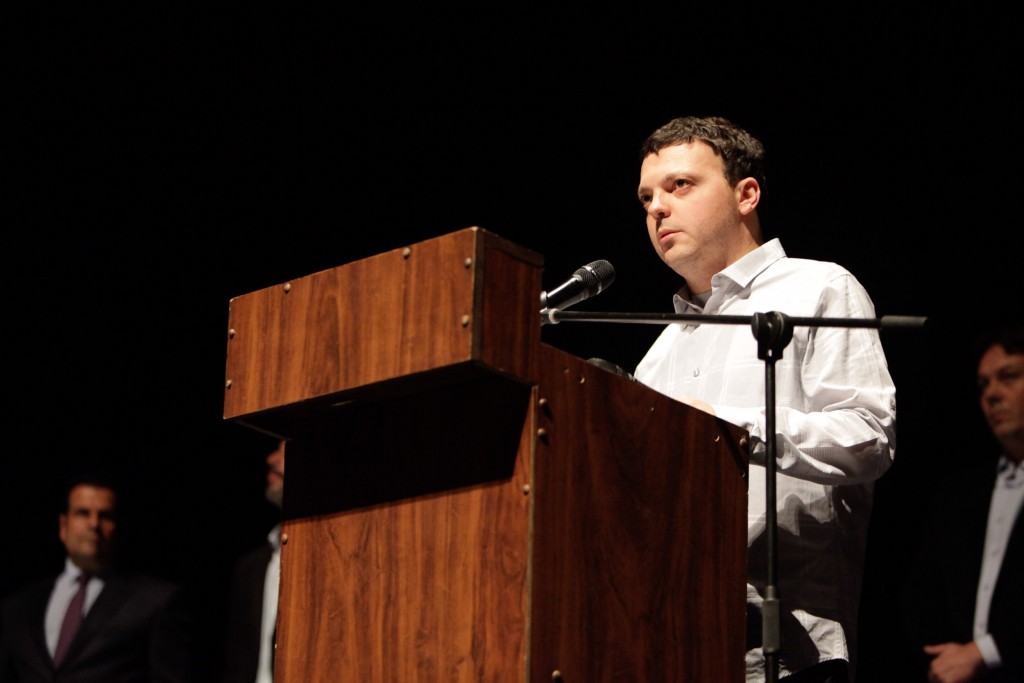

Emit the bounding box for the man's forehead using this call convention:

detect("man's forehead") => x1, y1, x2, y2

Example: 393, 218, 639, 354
642, 141, 720, 172
979, 348, 1024, 374
643, 140, 724, 187
68, 484, 117, 507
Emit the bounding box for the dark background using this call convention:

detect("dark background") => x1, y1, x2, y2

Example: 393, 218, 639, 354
5, 5, 1020, 681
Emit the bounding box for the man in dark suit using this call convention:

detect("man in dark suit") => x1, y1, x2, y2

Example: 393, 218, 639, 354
221, 439, 284, 683
902, 323, 1023, 683
0, 473, 195, 683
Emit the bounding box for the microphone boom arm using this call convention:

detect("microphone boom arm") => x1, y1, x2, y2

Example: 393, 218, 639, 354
541, 309, 927, 330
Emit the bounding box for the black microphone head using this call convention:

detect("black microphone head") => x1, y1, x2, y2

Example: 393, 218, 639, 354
586, 357, 635, 380
541, 259, 616, 311
574, 260, 615, 296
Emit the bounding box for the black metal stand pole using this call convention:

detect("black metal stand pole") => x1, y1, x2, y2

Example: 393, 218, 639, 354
751, 311, 794, 683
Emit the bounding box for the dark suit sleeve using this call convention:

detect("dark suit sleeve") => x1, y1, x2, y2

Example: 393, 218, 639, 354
221, 544, 272, 683
150, 582, 199, 683
0, 605, 14, 683
0, 579, 56, 683
988, 509, 1023, 680
900, 469, 990, 674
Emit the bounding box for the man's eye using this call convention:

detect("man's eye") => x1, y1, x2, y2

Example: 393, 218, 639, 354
1000, 370, 1023, 382
638, 194, 651, 205
674, 179, 689, 189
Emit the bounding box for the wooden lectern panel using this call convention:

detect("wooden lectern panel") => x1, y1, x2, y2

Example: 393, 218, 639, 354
276, 394, 535, 682
529, 347, 748, 682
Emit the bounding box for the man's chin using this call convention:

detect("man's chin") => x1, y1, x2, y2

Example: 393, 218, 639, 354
990, 422, 1023, 442
265, 487, 284, 509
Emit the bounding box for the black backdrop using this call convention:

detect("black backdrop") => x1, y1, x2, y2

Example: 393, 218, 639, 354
6, 6, 1020, 681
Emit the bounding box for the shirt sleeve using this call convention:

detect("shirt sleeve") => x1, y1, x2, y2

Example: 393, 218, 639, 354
975, 633, 1001, 669
713, 272, 897, 485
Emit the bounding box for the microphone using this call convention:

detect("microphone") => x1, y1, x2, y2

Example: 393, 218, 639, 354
540, 260, 615, 313
587, 357, 636, 381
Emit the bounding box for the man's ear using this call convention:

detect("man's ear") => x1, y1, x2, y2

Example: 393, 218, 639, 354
737, 177, 760, 216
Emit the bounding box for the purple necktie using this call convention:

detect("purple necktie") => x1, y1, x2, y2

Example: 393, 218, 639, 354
53, 573, 90, 667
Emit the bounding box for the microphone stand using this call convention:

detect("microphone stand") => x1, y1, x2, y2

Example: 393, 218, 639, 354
543, 308, 926, 682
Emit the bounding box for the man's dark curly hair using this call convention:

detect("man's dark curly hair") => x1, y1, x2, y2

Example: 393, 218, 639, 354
639, 115, 767, 190
974, 322, 1024, 370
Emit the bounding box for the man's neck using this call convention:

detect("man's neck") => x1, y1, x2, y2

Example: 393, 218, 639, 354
996, 426, 1024, 464
683, 237, 763, 294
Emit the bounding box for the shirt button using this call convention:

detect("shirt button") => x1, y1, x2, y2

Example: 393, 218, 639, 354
693, 367, 700, 377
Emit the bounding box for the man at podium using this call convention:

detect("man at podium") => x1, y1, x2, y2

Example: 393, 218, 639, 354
634, 116, 897, 683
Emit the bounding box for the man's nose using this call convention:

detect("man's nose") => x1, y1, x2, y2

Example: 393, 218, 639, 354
647, 191, 669, 218
981, 383, 1005, 405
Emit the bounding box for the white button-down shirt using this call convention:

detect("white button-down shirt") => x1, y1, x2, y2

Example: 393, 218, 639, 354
256, 523, 282, 683
635, 239, 897, 680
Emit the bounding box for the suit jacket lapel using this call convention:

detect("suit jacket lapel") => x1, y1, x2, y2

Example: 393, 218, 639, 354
24, 577, 56, 670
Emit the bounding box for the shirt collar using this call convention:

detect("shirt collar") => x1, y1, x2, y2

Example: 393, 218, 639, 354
672, 238, 787, 313
715, 238, 787, 290
60, 558, 92, 587
268, 522, 283, 552
998, 455, 1024, 488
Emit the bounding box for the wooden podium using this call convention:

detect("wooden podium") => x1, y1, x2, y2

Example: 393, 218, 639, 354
223, 227, 749, 682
